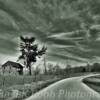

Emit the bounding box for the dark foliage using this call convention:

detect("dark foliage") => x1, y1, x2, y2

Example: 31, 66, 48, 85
18, 36, 47, 75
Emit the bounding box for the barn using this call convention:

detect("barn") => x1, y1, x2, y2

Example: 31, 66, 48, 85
2, 61, 23, 75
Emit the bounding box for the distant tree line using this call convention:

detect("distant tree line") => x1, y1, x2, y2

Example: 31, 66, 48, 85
34, 62, 100, 77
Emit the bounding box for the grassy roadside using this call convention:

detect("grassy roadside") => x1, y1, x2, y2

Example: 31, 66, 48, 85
0, 74, 61, 100
83, 74, 100, 94
9, 78, 61, 100
0, 72, 92, 100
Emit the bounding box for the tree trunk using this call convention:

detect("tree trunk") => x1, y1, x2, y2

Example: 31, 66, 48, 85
26, 57, 32, 75
29, 65, 32, 75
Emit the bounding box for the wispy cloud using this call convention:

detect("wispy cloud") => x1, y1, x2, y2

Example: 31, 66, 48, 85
0, 0, 100, 66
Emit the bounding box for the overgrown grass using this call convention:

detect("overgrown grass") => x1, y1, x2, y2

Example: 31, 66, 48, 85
0, 74, 61, 100
0, 72, 92, 100
0, 74, 57, 88
83, 75, 100, 94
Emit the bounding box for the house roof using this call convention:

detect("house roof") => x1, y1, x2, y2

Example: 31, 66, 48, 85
2, 61, 23, 69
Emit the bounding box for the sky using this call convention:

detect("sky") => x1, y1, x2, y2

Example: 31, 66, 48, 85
0, 0, 100, 66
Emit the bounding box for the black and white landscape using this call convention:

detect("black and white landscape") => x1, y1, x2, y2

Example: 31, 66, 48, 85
0, 0, 100, 100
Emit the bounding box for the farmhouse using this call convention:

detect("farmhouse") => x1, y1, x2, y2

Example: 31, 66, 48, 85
2, 61, 23, 75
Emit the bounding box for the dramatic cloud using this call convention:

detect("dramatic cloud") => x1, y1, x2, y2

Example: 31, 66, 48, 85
0, 0, 100, 65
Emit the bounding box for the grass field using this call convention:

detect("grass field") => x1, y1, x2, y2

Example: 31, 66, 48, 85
0, 72, 93, 100
0, 74, 61, 100
83, 75, 100, 94
0, 74, 57, 88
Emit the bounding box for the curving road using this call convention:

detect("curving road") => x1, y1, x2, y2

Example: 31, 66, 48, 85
25, 74, 100, 100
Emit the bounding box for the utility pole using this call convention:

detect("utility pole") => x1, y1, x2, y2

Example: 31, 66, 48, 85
44, 56, 47, 75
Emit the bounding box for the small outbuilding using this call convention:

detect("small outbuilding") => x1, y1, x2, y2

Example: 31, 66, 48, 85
2, 61, 23, 75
